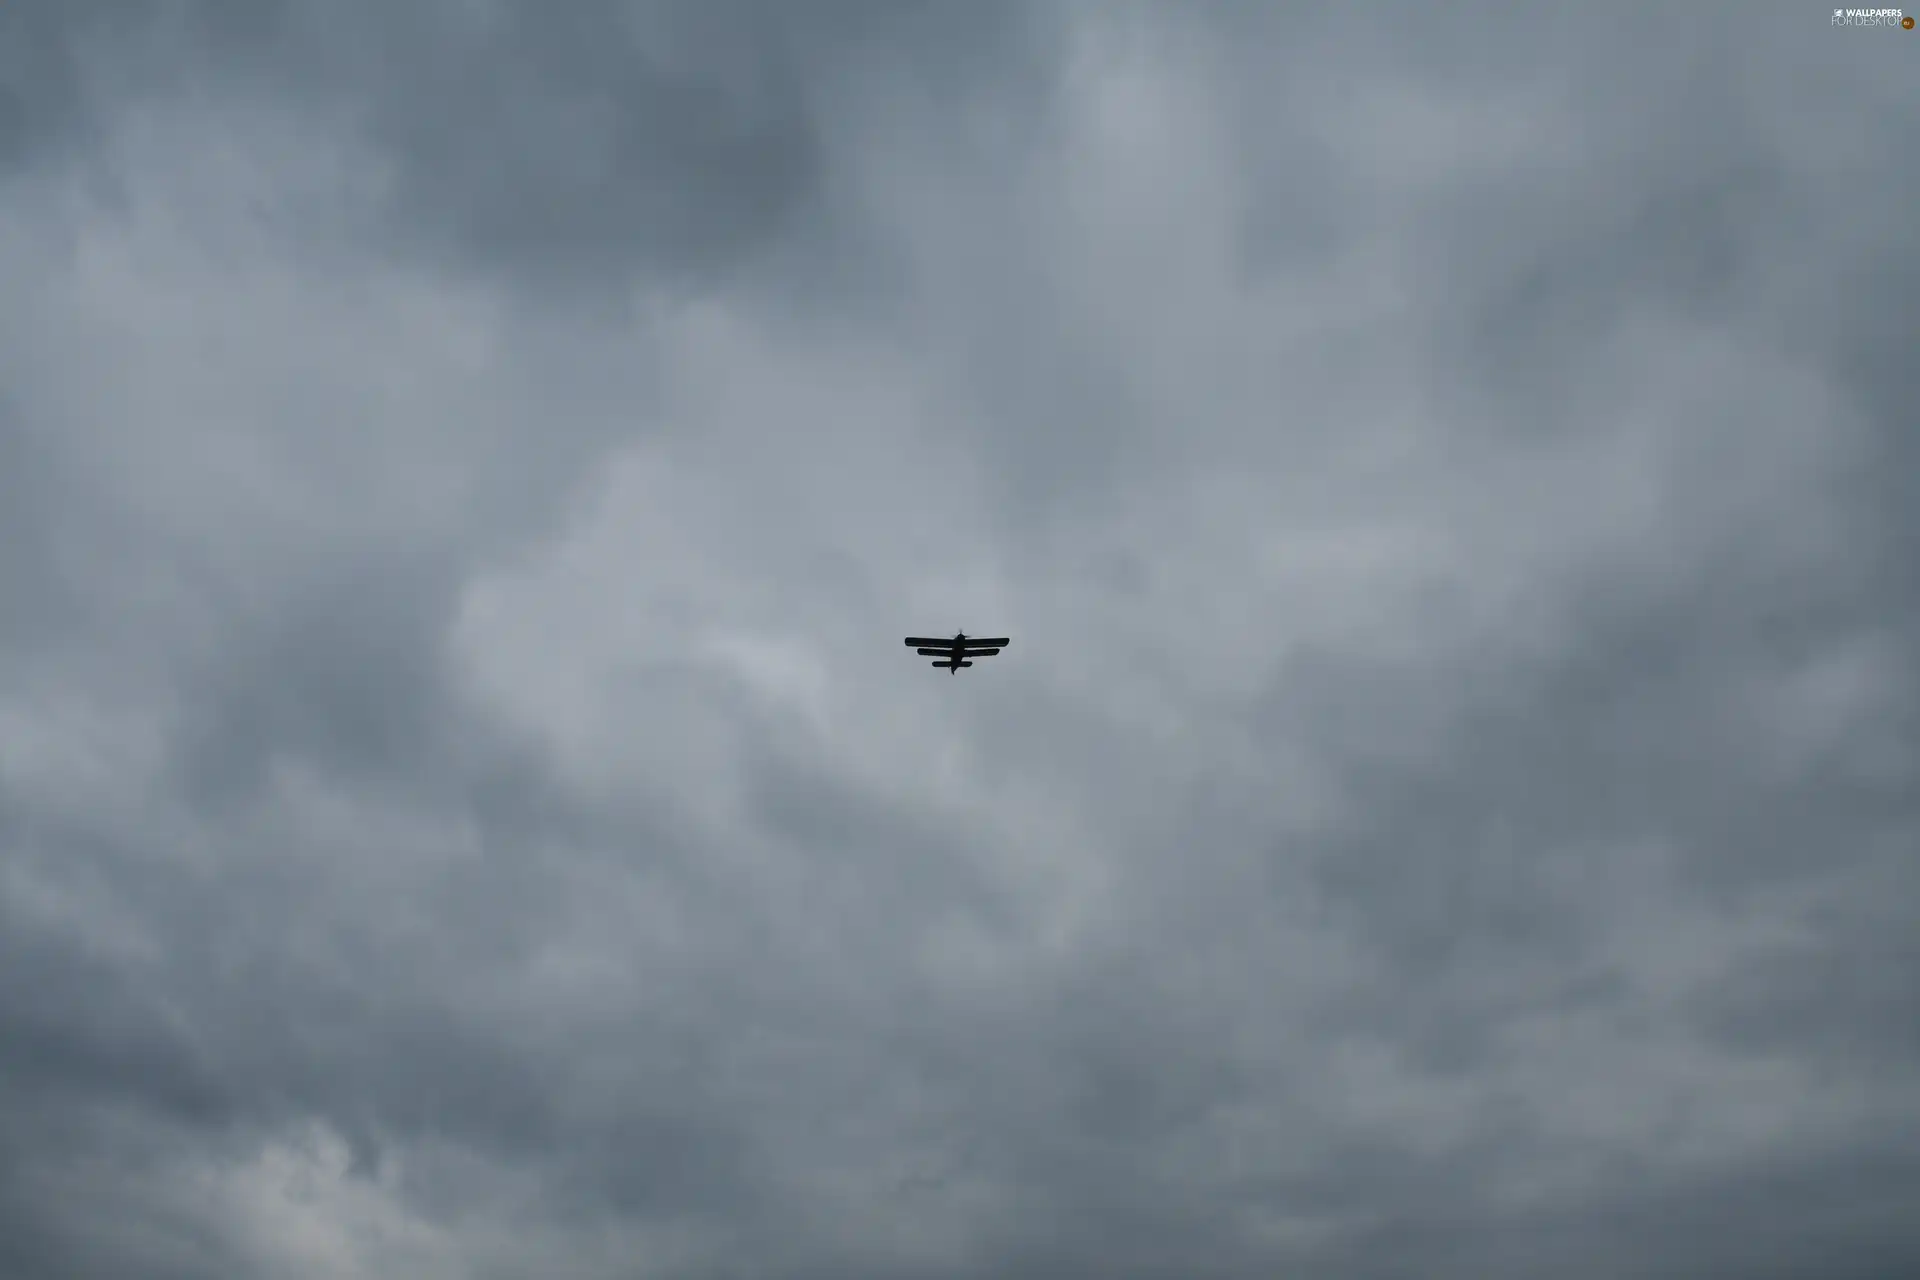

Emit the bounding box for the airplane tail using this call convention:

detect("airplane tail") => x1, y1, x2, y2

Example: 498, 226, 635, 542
934, 660, 974, 670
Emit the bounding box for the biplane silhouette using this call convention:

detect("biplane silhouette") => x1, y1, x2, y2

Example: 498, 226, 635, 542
903, 632, 1009, 674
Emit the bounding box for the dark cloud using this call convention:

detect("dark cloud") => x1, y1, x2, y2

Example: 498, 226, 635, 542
0, 1, 99, 175
1, 2, 1916, 1277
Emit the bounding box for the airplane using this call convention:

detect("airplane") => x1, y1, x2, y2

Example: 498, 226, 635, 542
904, 632, 1010, 673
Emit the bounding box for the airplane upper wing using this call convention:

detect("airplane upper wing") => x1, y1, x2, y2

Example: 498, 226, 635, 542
904, 637, 1009, 653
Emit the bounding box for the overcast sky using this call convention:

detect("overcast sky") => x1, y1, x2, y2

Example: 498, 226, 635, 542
2, 3, 1916, 1277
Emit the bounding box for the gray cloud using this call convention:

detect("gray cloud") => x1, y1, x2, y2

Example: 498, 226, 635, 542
1, 3, 1916, 1277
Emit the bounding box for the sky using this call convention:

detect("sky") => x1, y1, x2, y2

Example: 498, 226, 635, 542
1, 3, 1916, 1277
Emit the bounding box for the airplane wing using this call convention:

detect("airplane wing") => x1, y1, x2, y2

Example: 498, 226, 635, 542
963, 638, 1009, 649
962, 647, 1001, 657
904, 637, 955, 648
915, 648, 949, 656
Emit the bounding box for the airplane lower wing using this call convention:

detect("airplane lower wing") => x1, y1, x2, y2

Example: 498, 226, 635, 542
962, 647, 1001, 657
915, 648, 949, 656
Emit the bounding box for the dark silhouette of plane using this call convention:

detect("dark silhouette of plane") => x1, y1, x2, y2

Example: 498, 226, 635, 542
905, 632, 1009, 673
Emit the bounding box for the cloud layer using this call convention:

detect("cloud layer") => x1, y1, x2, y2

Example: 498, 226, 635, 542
2, 4, 1915, 1277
